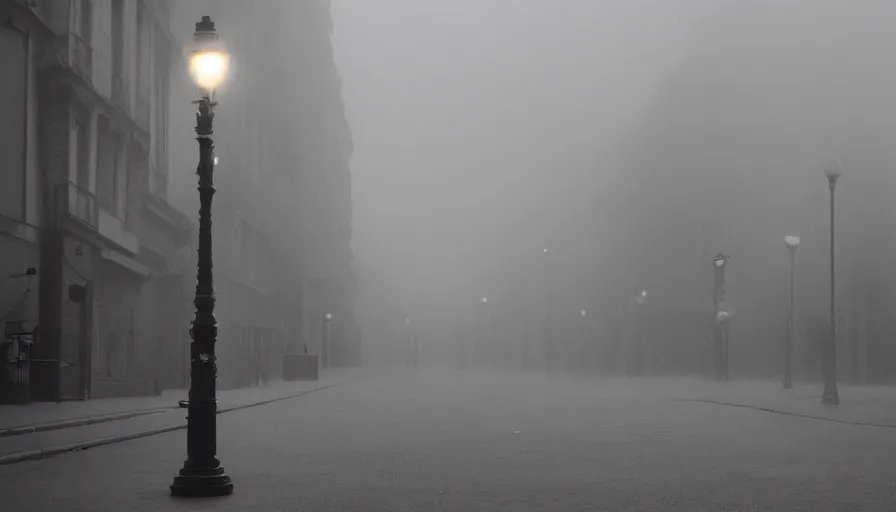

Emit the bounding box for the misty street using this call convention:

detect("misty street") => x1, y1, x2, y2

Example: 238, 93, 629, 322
6, 0, 896, 508
1, 370, 895, 511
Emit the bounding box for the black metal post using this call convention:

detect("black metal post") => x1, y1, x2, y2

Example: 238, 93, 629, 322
784, 245, 795, 389
712, 254, 729, 382
823, 176, 840, 405
323, 317, 331, 369
170, 32, 232, 496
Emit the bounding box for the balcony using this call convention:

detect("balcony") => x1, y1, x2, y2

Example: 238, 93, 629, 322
97, 208, 139, 254
60, 182, 98, 228
51, 33, 94, 82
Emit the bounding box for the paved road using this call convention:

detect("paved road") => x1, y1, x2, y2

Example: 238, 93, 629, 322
1, 369, 894, 511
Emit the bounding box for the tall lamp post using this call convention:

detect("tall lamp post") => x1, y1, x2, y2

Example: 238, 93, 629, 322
542, 247, 553, 371
323, 313, 333, 369
479, 296, 488, 367
823, 159, 841, 405
404, 317, 414, 367
579, 308, 587, 373
629, 290, 647, 375
712, 253, 730, 382
170, 16, 232, 498
784, 236, 800, 389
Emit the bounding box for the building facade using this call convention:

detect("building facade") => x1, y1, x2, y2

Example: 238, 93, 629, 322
0, 0, 188, 401
600, 0, 896, 381
167, 0, 356, 389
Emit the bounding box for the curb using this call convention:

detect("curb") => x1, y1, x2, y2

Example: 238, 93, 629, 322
0, 407, 175, 439
673, 398, 896, 428
0, 379, 353, 466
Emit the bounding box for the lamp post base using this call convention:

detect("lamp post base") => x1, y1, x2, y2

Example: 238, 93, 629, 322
170, 466, 233, 497
821, 385, 840, 406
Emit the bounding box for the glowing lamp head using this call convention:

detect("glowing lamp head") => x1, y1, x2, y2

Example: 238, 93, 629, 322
785, 236, 800, 248
580, 309, 587, 317
713, 253, 729, 268
481, 297, 488, 304
717, 310, 731, 324
824, 156, 843, 185
543, 248, 548, 254
635, 290, 647, 305
189, 16, 230, 92
325, 313, 332, 322
405, 318, 411, 326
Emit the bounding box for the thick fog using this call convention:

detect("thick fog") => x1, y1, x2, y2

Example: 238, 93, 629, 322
333, 0, 718, 363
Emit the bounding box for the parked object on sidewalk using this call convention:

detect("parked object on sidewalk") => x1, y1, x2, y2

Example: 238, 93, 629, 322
1, 329, 34, 405
283, 354, 319, 381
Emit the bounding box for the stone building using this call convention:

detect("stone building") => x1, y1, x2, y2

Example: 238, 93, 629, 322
0, 0, 187, 401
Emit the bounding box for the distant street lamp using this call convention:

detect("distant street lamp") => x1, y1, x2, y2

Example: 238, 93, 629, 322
323, 313, 333, 369
635, 290, 647, 305
579, 308, 588, 372
784, 236, 800, 389
822, 159, 842, 405
542, 247, 553, 371
170, 16, 233, 498
711, 253, 730, 382
628, 290, 647, 376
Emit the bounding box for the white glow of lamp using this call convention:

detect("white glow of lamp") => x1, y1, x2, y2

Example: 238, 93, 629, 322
189, 16, 230, 93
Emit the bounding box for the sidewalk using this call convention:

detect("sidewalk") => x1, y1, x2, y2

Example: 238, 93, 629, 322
0, 367, 365, 433
656, 377, 896, 427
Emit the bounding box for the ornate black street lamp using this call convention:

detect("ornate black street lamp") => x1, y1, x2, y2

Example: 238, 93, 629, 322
822, 159, 841, 406
170, 16, 233, 498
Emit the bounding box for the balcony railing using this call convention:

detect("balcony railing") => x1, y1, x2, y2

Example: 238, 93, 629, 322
60, 182, 98, 229
68, 33, 94, 81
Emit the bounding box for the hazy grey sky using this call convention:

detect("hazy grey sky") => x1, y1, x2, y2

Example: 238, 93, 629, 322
331, 0, 718, 332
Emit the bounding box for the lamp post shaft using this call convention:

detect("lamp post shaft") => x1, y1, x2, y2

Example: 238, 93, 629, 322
170, 95, 233, 497
784, 247, 795, 389
823, 183, 840, 405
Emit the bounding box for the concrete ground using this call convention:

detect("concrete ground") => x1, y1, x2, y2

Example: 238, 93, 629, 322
0, 368, 894, 511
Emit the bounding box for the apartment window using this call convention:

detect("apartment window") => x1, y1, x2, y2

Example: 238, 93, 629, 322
113, 133, 127, 219
136, 2, 147, 89
76, 109, 92, 190
111, 0, 125, 105
95, 116, 115, 209
0, 22, 27, 221
79, 0, 93, 44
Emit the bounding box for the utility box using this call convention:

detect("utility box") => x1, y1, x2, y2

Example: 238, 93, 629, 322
283, 354, 319, 381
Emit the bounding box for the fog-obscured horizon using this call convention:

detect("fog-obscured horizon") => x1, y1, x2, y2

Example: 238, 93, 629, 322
333, 0, 719, 354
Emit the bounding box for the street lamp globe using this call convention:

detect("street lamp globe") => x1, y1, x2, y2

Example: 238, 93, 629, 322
189, 16, 230, 92
543, 247, 548, 254
405, 318, 411, 326
580, 309, 587, 317
713, 253, 729, 268
785, 236, 801, 248
717, 310, 731, 324
482, 297, 488, 304
325, 313, 332, 322
824, 156, 843, 187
